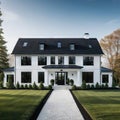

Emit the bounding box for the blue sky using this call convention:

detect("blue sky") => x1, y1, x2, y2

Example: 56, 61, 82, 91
1, 0, 120, 53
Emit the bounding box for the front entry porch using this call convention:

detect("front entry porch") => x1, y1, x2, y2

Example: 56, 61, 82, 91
55, 72, 68, 85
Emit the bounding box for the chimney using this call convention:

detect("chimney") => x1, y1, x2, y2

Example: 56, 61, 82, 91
83, 33, 89, 39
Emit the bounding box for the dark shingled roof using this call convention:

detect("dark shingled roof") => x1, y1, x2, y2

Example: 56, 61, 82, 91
3, 67, 14, 72
43, 65, 83, 69
101, 67, 113, 72
12, 38, 103, 54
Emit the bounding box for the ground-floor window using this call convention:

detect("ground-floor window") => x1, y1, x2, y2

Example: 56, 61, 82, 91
38, 72, 44, 83
21, 72, 31, 83
102, 75, 109, 83
7, 75, 14, 83
82, 72, 93, 83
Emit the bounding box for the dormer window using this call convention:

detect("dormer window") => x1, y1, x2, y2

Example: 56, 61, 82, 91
39, 44, 44, 50
88, 44, 92, 48
57, 42, 61, 48
70, 44, 75, 50
23, 42, 28, 47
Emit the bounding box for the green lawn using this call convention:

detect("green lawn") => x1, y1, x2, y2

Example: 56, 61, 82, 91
72, 90, 120, 120
0, 90, 49, 120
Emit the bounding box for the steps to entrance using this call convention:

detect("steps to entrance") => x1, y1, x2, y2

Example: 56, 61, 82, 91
37, 89, 84, 120
53, 85, 72, 90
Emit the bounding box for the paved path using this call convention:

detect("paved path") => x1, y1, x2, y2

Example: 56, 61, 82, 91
37, 89, 84, 120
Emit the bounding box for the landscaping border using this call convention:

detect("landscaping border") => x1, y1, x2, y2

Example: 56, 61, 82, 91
29, 90, 53, 120
70, 90, 93, 120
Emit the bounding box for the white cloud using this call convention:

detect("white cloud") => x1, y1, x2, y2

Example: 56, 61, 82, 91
106, 19, 120, 25
2, 10, 20, 21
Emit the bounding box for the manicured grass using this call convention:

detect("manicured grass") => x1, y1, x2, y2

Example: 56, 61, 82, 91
0, 90, 49, 120
72, 90, 120, 120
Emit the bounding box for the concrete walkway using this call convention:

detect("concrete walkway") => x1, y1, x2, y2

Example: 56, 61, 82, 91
37, 89, 84, 120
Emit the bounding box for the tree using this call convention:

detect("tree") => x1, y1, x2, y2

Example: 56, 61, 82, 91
0, 8, 9, 71
100, 29, 120, 85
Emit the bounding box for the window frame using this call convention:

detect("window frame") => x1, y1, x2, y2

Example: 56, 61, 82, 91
69, 56, 75, 64
38, 72, 44, 83
21, 72, 31, 83
83, 56, 94, 66
21, 56, 31, 66
38, 56, 47, 65
58, 56, 64, 65
51, 56, 55, 64
102, 74, 109, 83
82, 72, 94, 83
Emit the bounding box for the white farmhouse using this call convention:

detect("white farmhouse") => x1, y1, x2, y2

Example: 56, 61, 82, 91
3, 36, 113, 87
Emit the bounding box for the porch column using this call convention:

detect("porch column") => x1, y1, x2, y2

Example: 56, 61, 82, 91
45, 70, 49, 86
77, 70, 81, 86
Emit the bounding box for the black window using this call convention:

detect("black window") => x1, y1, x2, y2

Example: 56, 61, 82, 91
70, 44, 75, 50
58, 56, 64, 65
102, 75, 109, 83
21, 72, 31, 83
38, 56, 47, 65
21, 56, 31, 65
51, 56, 55, 64
83, 56, 94, 65
7, 75, 14, 83
38, 72, 44, 83
82, 72, 93, 83
39, 44, 44, 50
69, 56, 75, 64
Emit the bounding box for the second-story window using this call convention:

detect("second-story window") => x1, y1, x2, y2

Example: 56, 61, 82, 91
69, 56, 75, 64
21, 56, 31, 65
38, 56, 47, 65
39, 44, 44, 50
83, 56, 94, 65
51, 56, 55, 64
58, 56, 64, 65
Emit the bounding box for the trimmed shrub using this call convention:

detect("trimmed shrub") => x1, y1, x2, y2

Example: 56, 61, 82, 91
72, 85, 77, 90
0, 72, 4, 81
101, 84, 105, 88
48, 85, 52, 90
81, 80, 86, 89
0, 81, 3, 89
86, 84, 90, 89
50, 79, 54, 86
6, 76, 14, 89
29, 84, 33, 89
91, 84, 94, 89
69, 79, 74, 86
21, 84, 24, 89
33, 82, 38, 89
112, 80, 116, 88
95, 82, 100, 89
25, 84, 28, 89
105, 82, 108, 88
39, 82, 44, 90
16, 82, 20, 89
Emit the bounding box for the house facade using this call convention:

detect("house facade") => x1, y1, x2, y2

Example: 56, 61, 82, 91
3, 37, 113, 87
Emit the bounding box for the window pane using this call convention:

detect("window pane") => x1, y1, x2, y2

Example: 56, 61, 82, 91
83, 56, 94, 65
69, 56, 75, 64
57, 42, 61, 48
38, 56, 47, 65
82, 72, 93, 83
70, 44, 75, 50
39, 44, 44, 50
51, 56, 55, 64
21, 72, 31, 83
102, 75, 109, 83
38, 72, 44, 83
21, 56, 31, 65
58, 56, 64, 65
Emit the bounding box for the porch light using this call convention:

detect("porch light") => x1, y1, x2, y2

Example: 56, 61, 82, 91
60, 69, 63, 72
72, 73, 74, 76
51, 74, 53, 76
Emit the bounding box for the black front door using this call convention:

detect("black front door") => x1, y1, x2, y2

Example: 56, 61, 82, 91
56, 72, 67, 85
